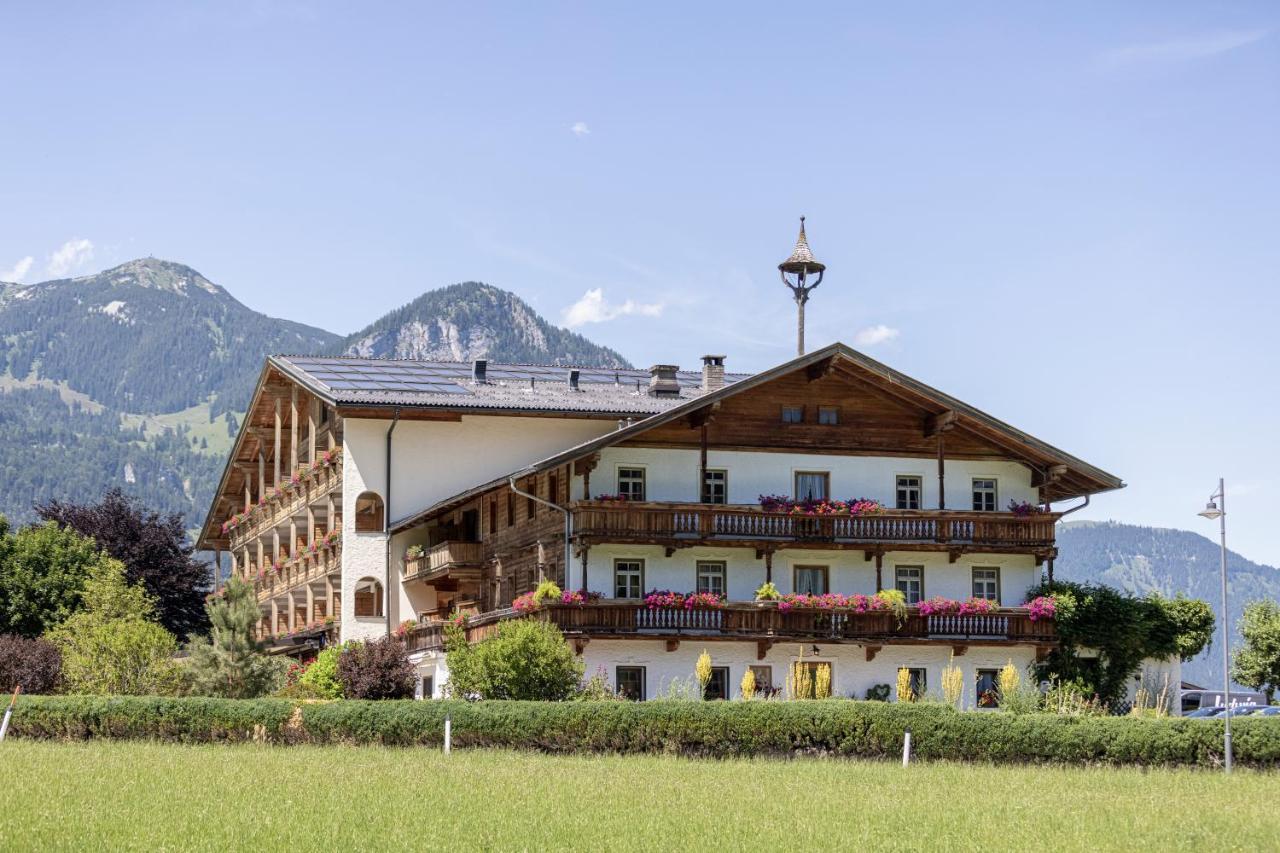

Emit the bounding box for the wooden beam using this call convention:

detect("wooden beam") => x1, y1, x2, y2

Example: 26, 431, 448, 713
805, 356, 837, 382
924, 410, 958, 437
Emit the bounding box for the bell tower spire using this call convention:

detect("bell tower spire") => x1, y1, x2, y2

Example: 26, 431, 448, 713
778, 216, 826, 356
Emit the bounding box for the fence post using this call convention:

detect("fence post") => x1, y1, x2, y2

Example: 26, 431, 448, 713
443, 713, 451, 755
902, 728, 911, 767
0, 686, 20, 742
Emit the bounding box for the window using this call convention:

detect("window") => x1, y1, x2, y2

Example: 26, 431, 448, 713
506, 490, 514, 527
896, 476, 922, 510
704, 666, 730, 700
790, 661, 833, 699
526, 478, 537, 519
616, 666, 646, 701
817, 406, 839, 425
614, 559, 644, 599
488, 500, 496, 535
749, 665, 775, 697
972, 567, 1000, 602
895, 566, 923, 604
696, 561, 726, 596
353, 577, 384, 618
618, 467, 646, 502
354, 492, 385, 532
972, 478, 997, 512
976, 668, 1000, 708
548, 474, 559, 506
794, 471, 829, 501
701, 469, 727, 504
904, 667, 927, 701
794, 565, 828, 595
781, 406, 804, 424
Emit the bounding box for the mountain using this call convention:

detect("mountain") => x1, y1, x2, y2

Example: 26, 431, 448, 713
0, 259, 629, 528
1055, 521, 1280, 688
0, 258, 340, 419
339, 281, 631, 367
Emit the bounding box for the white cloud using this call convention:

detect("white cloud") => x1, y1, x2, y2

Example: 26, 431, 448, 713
570, 121, 590, 137
853, 324, 900, 347
563, 288, 663, 327
1098, 30, 1268, 69
1, 256, 34, 282
46, 238, 94, 277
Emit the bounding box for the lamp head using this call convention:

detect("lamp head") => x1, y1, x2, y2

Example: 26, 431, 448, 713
1198, 500, 1223, 520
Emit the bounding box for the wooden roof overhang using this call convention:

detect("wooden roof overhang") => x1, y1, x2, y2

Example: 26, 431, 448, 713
389, 343, 1124, 534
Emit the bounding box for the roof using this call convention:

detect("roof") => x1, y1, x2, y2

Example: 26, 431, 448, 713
271, 355, 749, 415
389, 342, 1126, 532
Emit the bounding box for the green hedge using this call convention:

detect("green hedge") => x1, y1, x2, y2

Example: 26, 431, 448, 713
10, 696, 1279, 768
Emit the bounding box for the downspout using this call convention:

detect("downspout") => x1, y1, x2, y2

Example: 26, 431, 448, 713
1046, 495, 1089, 586
385, 408, 400, 636
510, 474, 573, 592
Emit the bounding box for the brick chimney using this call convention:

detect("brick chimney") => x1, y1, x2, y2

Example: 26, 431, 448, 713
647, 364, 680, 397
701, 355, 726, 391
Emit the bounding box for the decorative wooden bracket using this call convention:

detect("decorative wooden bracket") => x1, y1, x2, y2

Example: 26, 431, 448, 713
806, 356, 837, 382
951, 645, 968, 657
757, 640, 773, 661
924, 410, 958, 437
863, 548, 884, 563
573, 454, 600, 477
687, 401, 721, 429
948, 548, 963, 564
1030, 464, 1069, 488
665, 639, 680, 653
865, 644, 882, 662
573, 638, 589, 656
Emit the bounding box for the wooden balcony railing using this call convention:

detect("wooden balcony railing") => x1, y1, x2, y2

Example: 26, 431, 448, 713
571, 502, 1059, 549
403, 541, 486, 583
228, 457, 343, 551
540, 602, 1056, 643
252, 541, 342, 602
407, 601, 1056, 650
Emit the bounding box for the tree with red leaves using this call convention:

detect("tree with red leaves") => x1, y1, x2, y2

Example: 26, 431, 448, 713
37, 489, 210, 640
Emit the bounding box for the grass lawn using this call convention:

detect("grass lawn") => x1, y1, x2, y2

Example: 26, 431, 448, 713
2, 740, 1276, 851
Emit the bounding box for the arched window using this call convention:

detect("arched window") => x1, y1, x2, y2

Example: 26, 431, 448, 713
354, 577, 384, 618
355, 491, 385, 533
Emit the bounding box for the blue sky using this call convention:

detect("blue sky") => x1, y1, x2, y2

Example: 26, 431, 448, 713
1, 3, 1277, 564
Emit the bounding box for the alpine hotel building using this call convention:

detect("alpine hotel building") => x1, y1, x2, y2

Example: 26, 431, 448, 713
198, 225, 1138, 703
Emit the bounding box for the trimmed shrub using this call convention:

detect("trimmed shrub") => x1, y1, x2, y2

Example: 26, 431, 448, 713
445, 618, 583, 700
298, 645, 345, 699
0, 634, 62, 694
9, 695, 1280, 768
337, 637, 414, 700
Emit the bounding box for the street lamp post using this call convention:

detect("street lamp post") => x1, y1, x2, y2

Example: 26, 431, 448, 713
778, 217, 825, 357
1198, 478, 1232, 774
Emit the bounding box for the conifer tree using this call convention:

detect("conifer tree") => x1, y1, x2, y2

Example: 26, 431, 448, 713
185, 576, 286, 698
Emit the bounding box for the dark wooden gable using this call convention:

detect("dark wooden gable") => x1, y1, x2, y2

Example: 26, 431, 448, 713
624, 366, 1001, 459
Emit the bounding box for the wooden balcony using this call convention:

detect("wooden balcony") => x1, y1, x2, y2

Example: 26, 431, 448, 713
403, 541, 486, 584
228, 457, 343, 551
571, 502, 1059, 554
252, 541, 342, 602
406, 601, 1056, 653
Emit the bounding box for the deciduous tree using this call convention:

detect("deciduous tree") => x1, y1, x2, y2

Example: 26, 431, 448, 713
0, 518, 113, 638
37, 489, 210, 639
1233, 599, 1280, 702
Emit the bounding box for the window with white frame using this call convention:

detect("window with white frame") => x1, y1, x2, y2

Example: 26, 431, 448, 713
972, 567, 1000, 602
696, 561, 726, 596
896, 476, 922, 510
616, 666, 645, 701
794, 471, 829, 501
972, 478, 997, 512
701, 469, 727, 504
618, 467, 646, 502
614, 559, 644, 599
895, 566, 923, 604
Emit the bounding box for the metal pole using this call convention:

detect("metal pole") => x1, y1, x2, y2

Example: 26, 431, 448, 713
0, 686, 20, 741
444, 714, 452, 755
796, 291, 806, 357
1218, 477, 1232, 774
902, 728, 911, 767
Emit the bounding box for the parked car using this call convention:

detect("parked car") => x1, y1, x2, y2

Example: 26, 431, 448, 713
1218, 705, 1269, 718
1185, 706, 1226, 718
1249, 706, 1280, 717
